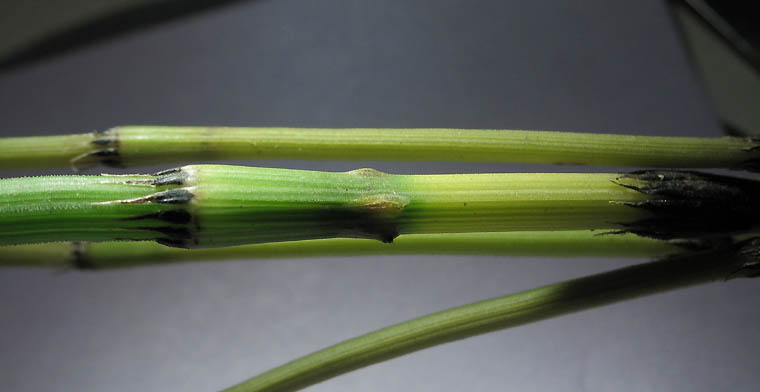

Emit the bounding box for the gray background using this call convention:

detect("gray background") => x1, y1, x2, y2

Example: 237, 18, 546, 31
1, 1, 758, 391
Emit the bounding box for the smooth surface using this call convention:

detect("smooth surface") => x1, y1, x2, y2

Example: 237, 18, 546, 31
0, 0, 144, 60
0, 1, 758, 392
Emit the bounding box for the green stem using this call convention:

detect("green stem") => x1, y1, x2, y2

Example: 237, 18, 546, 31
220, 238, 760, 392
0, 172, 167, 245
0, 165, 656, 247
0, 126, 757, 171
3, 165, 758, 248
0, 231, 680, 269
0, 133, 95, 171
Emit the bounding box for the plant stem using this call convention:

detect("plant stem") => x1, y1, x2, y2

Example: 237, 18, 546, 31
0, 231, 681, 269
0, 172, 167, 245
0, 133, 95, 171
3, 165, 758, 248
220, 238, 760, 392
0, 126, 758, 171
0, 165, 655, 247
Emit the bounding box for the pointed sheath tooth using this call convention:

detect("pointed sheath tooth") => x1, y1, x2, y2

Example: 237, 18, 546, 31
151, 188, 194, 204
614, 170, 760, 239
92, 188, 195, 205
152, 167, 189, 186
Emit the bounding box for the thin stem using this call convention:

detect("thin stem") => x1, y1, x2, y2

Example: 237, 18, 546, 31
220, 238, 760, 392
0, 126, 757, 171
0, 231, 681, 269
0, 133, 95, 171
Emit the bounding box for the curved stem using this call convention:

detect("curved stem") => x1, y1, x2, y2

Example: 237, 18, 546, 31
220, 238, 760, 392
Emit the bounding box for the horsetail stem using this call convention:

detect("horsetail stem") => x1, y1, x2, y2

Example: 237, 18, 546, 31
220, 238, 760, 392
2, 127, 760, 392
0, 126, 757, 171
1, 165, 758, 248
0, 231, 686, 270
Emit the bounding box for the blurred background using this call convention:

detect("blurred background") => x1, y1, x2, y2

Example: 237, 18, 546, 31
0, 1, 758, 391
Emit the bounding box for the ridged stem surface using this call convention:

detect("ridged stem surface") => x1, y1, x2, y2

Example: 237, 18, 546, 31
0, 127, 757, 170
0, 165, 652, 247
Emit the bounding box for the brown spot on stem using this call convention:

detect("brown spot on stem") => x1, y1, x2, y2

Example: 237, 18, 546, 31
346, 168, 389, 177
354, 194, 407, 216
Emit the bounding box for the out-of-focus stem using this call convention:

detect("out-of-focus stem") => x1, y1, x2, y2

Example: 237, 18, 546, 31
0, 231, 681, 270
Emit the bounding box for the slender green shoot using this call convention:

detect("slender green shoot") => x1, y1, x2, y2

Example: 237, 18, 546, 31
219, 238, 760, 392
0, 231, 682, 270
0, 126, 757, 171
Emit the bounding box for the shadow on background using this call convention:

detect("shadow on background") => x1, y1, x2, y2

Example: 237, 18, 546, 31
0, 0, 249, 72
668, 0, 760, 136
